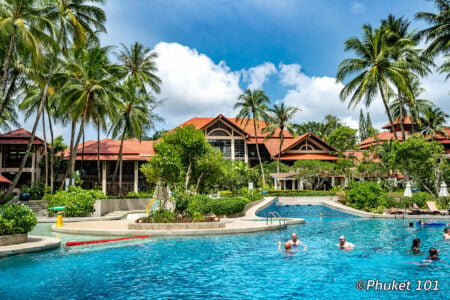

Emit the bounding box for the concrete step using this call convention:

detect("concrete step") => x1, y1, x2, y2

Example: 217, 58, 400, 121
17, 201, 48, 217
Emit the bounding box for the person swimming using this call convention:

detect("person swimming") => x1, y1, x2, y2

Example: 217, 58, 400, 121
443, 228, 450, 240
287, 233, 308, 251
278, 241, 294, 253
336, 235, 355, 250
410, 238, 422, 254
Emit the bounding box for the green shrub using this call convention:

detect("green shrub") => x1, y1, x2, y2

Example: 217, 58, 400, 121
219, 190, 233, 197
346, 182, 388, 211
126, 191, 153, 198
0, 204, 37, 235
437, 197, 450, 209
47, 186, 105, 217
411, 192, 434, 208
187, 195, 211, 215
146, 209, 175, 223
210, 197, 247, 216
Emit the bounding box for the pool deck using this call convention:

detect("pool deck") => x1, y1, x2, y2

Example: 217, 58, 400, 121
0, 236, 61, 258
51, 197, 305, 236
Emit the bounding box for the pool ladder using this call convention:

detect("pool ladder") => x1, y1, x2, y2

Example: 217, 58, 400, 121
266, 211, 287, 228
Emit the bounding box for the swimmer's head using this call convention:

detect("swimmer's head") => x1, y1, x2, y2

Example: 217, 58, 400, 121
284, 242, 291, 250
291, 233, 297, 241
412, 238, 421, 248
429, 248, 439, 256
444, 227, 449, 233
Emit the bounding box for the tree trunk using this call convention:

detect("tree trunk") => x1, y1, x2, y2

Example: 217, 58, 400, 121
97, 125, 101, 186
0, 65, 53, 203
0, 26, 16, 105
277, 130, 284, 173
47, 110, 54, 194
253, 118, 265, 187
59, 119, 76, 190
378, 83, 398, 140
0, 70, 18, 119
398, 89, 406, 141
42, 110, 48, 186
195, 172, 205, 194
111, 125, 127, 196
185, 161, 192, 192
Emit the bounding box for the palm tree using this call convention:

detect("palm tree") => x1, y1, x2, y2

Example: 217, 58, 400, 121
116, 42, 162, 95
416, 0, 450, 58
0, 0, 54, 109
109, 79, 163, 195
336, 24, 417, 140
381, 15, 431, 140
234, 89, 269, 187
263, 102, 300, 173
419, 106, 449, 137
56, 45, 122, 187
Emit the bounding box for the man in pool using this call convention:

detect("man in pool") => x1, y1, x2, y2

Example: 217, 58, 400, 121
278, 241, 293, 253
287, 232, 308, 251
336, 235, 355, 250
444, 228, 450, 240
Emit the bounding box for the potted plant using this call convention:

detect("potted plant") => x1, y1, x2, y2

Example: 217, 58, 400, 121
0, 204, 37, 246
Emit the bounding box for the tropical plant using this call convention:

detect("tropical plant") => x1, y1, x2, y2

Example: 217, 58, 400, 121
336, 24, 417, 140
263, 102, 300, 173
109, 79, 163, 195
46, 186, 105, 217
419, 106, 449, 136
416, 0, 450, 80
0, 204, 37, 235
234, 89, 270, 187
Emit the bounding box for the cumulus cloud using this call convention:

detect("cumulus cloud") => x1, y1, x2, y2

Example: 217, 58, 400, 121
153, 42, 242, 129
277, 63, 388, 129
242, 62, 277, 90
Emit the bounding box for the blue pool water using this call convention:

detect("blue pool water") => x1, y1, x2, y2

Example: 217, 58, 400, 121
0, 207, 449, 299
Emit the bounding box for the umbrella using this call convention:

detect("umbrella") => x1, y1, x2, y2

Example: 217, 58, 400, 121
439, 182, 449, 198
404, 182, 412, 198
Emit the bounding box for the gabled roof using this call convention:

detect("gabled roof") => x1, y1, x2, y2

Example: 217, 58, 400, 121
382, 116, 417, 129
278, 132, 338, 154
0, 128, 46, 145
0, 174, 12, 184
179, 114, 294, 139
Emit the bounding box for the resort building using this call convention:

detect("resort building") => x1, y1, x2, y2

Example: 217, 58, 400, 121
60, 138, 154, 195
0, 129, 47, 191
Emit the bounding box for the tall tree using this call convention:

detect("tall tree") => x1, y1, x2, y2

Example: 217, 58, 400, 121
416, 0, 450, 80
116, 42, 162, 95
419, 106, 449, 136
381, 14, 431, 140
234, 89, 269, 187
109, 79, 163, 195
336, 24, 417, 140
262, 102, 300, 173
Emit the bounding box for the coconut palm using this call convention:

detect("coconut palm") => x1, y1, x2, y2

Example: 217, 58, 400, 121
0, 0, 54, 107
381, 15, 432, 140
234, 89, 269, 187
416, 0, 450, 58
336, 24, 417, 140
109, 79, 163, 195
419, 106, 449, 137
56, 45, 122, 186
263, 102, 300, 173
116, 42, 162, 95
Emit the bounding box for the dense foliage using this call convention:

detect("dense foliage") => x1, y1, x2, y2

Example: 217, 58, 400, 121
0, 204, 37, 235
345, 181, 394, 213
46, 186, 105, 217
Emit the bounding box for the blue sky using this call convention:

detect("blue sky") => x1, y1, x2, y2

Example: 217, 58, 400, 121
46, 0, 449, 140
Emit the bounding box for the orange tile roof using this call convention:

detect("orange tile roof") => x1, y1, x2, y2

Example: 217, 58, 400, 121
61, 138, 154, 160
0, 128, 46, 145
344, 150, 381, 163
382, 116, 417, 129
279, 153, 338, 161
0, 174, 12, 184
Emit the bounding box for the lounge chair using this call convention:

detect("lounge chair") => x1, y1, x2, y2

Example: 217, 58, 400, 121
410, 203, 427, 215
388, 208, 412, 215
425, 201, 448, 215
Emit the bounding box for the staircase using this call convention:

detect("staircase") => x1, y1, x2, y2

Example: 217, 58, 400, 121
18, 201, 48, 217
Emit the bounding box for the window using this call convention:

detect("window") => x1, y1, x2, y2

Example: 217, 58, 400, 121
207, 121, 231, 134
208, 129, 230, 136
208, 139, 231, 157
234, 139, 245, 158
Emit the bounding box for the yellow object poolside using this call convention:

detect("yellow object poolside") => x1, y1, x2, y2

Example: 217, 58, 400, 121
145, 198, 159, 214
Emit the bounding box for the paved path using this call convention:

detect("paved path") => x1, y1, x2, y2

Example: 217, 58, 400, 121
0, 236, 60, 258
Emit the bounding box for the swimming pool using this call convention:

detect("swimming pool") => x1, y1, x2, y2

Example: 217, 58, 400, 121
0, 208, 449, 299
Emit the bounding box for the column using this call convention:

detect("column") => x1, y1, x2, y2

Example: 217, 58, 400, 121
102, 161, 107, 194
231, 131, 235, 160
292, 179, 295, 190
134, 161, 138, 193
274, 178, 278, 190
244, 141, 248, 163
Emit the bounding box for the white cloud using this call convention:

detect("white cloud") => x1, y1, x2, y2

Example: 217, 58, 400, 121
351, 2, 365, 14
242, 62, 277, 90
153, 42, 243, 129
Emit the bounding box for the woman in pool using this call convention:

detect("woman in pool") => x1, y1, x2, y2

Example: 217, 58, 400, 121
278, 241, 294, 253
410, 238, 422, 254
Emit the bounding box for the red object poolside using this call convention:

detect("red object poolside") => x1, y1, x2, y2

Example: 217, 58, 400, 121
65, 235, 150, 247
